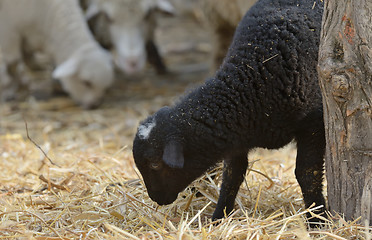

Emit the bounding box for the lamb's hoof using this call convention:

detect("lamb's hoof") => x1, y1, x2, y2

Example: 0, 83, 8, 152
306, 212, 327, 229
211, 208, 230, 223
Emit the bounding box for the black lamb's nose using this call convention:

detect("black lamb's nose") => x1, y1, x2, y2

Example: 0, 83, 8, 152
148, 191, 178, 205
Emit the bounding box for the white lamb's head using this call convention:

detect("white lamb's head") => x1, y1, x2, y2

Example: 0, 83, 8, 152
86, 0, 174, 74
52, 45, 114, 109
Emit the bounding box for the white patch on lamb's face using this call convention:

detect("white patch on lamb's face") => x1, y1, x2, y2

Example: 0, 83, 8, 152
138, 120, 156, 140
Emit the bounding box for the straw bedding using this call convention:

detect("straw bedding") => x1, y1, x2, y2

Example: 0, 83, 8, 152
0, 14, 371, 240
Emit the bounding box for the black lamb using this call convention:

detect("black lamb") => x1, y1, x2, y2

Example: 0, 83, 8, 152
133, 0, 326, 225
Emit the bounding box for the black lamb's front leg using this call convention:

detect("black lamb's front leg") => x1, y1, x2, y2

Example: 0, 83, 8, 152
212, 152, 248, 220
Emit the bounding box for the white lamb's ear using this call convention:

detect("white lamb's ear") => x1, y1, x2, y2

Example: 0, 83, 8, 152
52, 57, 78, 79
156, 0, 175, 15
162, 140, 184, 168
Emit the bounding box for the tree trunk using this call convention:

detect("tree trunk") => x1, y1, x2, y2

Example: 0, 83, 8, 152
318, 0, 372, 225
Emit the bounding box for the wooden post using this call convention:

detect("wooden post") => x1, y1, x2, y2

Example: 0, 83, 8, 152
318, 0, 372, 225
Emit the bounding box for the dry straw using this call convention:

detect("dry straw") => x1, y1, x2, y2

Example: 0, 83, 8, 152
1, 8, 370, 238
0, 97, 371, 239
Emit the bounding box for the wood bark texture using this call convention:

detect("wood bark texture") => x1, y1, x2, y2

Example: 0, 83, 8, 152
318, 0, 372, 225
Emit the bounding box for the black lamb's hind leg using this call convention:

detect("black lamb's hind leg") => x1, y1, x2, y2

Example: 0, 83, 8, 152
146, 40, 167, 75
295, 109, 326, 227
212, 152, 248, 220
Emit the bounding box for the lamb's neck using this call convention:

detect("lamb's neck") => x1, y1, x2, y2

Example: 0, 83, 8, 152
173, 75, 247, 154
42, 0, 97, 64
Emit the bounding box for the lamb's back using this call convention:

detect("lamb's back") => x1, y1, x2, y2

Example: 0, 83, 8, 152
179, 0, 325, 149
220, 0, 323, 120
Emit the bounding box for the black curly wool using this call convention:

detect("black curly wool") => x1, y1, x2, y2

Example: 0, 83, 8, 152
179, 2, 320, 140
133, 0, 326, 226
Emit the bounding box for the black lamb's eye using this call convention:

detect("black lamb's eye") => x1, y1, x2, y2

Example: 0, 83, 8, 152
149, 162, 162, 170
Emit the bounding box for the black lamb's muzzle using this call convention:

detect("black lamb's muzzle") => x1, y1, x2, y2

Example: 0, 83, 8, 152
148, 190, 179, 205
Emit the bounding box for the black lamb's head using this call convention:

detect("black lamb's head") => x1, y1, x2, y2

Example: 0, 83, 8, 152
132, 106, 211, 205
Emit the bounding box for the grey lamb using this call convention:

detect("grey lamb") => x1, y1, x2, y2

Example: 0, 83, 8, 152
133, 0, 326, 225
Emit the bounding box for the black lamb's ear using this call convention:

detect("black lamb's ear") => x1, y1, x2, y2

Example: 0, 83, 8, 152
162, 140, 184, 168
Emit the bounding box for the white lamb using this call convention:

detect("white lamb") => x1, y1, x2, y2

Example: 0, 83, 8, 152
83, 0, 175, 75
0, 0, 114, 109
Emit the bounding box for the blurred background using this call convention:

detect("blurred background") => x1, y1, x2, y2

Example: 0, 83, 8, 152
0, 1, 330, 238
0, 0, 212, 146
